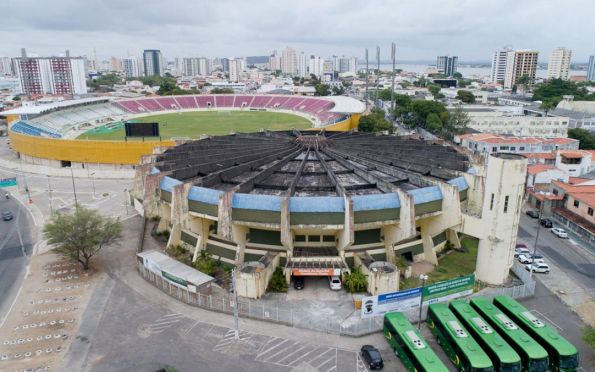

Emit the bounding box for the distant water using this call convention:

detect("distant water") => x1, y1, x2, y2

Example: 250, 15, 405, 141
359, 63, 587, 79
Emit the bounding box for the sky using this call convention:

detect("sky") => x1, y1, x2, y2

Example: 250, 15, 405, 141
1, 0, 593, 63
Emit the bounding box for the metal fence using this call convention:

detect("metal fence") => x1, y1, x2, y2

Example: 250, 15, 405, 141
138, 260, 537, 337
552, 212, 595, 246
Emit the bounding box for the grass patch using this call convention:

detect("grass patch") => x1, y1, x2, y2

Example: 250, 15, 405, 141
399, 237, 479, 290
78, 111, 312, 140
583, 326, 595, 350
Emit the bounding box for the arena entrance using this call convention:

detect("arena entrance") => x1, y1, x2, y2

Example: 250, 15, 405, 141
286, 249, 348, 298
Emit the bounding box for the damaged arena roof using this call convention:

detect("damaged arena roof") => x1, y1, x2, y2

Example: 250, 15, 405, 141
154, 130, 470, 197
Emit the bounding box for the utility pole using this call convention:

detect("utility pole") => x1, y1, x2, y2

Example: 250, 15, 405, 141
376, 45, 380, 103
124, 188, 129, 215
364, 48, 369, 110
232, 268, 240, 339
417, 274, 428, 330
530, 202, 545, 277
390, 42, 396, 113
47, 175, 53, 215
70, 166, 78, 206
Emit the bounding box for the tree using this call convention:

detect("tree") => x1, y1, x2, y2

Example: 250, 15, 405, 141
267, 267, 288, 292
456, 90, 476, 104
331, 85, 345, 96
533, 78, 595, 104
453, 72, 463, 79
428, 85, 442, 99
358, 108, 393, 133
343, 268, 368, 293
516, 75, 531, 87
539, 100, 557, 116
357, 115, 376, 132
44, 205, 122, 270
12, 96, 21, 101
568, 128, 595, 150
210, 88, 234, 94
426, 113, 442, 133
377, 88, 393, 101
315, 83, 330, 96
444, 105, 470, 139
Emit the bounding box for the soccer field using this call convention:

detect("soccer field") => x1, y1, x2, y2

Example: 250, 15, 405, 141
78, 111, 313, 140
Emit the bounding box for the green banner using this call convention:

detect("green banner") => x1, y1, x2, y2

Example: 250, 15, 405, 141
162, 270, 187, 287
422, 274, 475, 304
0, 178, 17, 188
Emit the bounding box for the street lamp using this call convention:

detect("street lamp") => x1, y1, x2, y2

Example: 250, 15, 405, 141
85, 161, 96, 199
530, 201, 545, 277
70, 166, 78, 206
417, 274, 428, 330
124, 188, 129, 215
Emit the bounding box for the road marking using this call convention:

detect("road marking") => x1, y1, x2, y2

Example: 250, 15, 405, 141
275, 344, 310, 364
286, 345, 319, 366
312, 348, 337, 369
161, 312, 183, 318
256, 337, 290, 358
259, 340, 296, 362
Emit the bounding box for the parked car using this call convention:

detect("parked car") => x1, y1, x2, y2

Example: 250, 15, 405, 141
1, 211, 13, 221
539, 218, 553, 228
525, 263, 550, 274
514, 247, 531, 258
329, 276, 342, 291
360, 345, 384, 370
515, 242, 528, 249
518, 254, 545, 264
551, 228, 568, 239
526, 210, 540, 219
293, 276, 304, 290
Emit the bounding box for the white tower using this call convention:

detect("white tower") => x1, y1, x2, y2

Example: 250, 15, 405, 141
475, 153, 528, 285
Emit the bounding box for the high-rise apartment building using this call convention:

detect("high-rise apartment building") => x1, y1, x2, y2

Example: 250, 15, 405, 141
587, 55, 595, 81
109, 57, 123, 72
143, 49, 163, 77
436, 56, 458, 77
349, 57, 358, 75
198, 58, 211, 76
297, 52, 308, 78
228, 58, 244, 82
123, 57, 141, 78
504, 50, 539, 89
490, 47, 512, 83
181, 58, 201, 77
268, 51, 281, 71
13, 50, 87, 95
0, 57, 14, 76
338, 57, 350, 73
308, 55, 324, 78
281, 47, 297, 75
547, 47, 572, 80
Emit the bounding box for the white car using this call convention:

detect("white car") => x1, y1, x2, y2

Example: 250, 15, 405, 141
551, 228, 568, 239
518, 254, 545, 264
514, 247, 530, 258
329, 276, 342, 290
525, 263, 550, 274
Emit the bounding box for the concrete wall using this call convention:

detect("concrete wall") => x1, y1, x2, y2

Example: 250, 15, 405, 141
475, 154, 527, 284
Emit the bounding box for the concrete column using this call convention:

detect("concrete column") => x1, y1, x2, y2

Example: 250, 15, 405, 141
446, 229, 461, 249
381, 225, 398, 264
217, 191, 234, 241
191, 218, 211, 262
132, 160, 152, 202
337, 195, 354, 257
395, 189, 416, 242
171, 183, 191, 228
476, 154, 527, 285
167, 224, 181, 249
280, 197, 292, 256
232, 225, 248, 267
142, 173, 165, 218
419, 221, 438, 265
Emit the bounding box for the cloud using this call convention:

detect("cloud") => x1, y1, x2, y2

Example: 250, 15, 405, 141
0, 0, 593, 62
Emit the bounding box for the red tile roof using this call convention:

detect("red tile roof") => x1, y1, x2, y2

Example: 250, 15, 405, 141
558, 150, 586, 159
569, 177, 591, 185
527, 164, 557, 175
519, 152, 556, 160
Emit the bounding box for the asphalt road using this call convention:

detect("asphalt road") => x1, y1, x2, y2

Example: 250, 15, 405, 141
517, 214, 595, 292
0, 192, 34, 326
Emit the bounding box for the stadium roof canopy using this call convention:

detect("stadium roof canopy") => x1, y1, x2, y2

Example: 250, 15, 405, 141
326, 96, 366, 114
1, 97, 110, 116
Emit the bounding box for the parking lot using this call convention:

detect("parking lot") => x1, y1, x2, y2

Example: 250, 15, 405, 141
0, 253, 98, 372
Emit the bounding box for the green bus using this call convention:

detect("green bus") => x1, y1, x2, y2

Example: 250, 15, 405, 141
427, 303, 494, 371
470, 297, 549, 371
450, 300, 522, 371
493, 296, 579, 371
383, 312, 449, 372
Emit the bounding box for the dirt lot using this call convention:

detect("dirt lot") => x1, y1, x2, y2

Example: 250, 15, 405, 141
0, 251, 100, 372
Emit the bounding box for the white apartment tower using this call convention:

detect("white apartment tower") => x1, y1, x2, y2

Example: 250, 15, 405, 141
298, 52, 308, 78
308, 56, 324, 77
281, 47, 297, 75
198, 58, 211, 76
228, 58, 244, 82
123, 57, 141, 78
349, 57, 358, 75
490, 47, 512, 84
13, 51, 88, 95
547, 47, 572, 80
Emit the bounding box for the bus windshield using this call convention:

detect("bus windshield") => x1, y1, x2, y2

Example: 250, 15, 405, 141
529, 358, 549, 371
500, 363, 522, 372
559, 354, 579, 369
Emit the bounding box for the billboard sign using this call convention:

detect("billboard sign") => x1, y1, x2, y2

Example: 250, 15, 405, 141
124, 121, 160, 137
0, 178, 17, 188
291, 268, 339, 276
422, 275, 475, 305
361, 287, 422, 318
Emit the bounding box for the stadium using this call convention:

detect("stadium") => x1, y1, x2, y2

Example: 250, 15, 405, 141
131, 130, 528, 298
2, 94, 365, 169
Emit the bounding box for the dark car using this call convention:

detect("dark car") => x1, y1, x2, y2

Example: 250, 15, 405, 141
293, 276, 304, 290
1, 211, 13, 221
361, 345, 384, 370
526, 210, 540, 218
540, 218, 553, 228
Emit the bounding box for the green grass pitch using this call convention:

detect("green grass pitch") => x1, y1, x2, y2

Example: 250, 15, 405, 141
78, 111, 313, 140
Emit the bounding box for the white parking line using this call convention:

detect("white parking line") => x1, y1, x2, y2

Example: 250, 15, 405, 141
530, 309, 563, 331
161, 312, 183, 318
312, 349, 337, 369
274, 344, 309, 364
286, 345, 319, 366
256, 338, 291, 359
260, 340, 297, 362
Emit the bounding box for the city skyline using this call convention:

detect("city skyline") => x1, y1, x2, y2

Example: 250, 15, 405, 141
0, 0, 593, 62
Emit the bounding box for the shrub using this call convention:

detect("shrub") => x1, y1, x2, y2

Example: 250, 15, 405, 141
583, 326, 595, 349
343, 268, 368, 293
267, 267, 288, 292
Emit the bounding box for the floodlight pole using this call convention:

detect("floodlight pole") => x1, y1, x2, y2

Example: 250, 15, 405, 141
70, 166, 78, 206
417, 274, 428, 330
232, 268, 240, 339
365, 49, 369, 109
390, 42, 396, 114
376, 45, 380, 103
